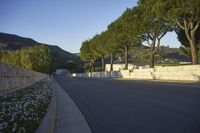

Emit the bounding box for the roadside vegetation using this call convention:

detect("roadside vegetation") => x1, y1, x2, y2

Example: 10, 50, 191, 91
0, 45, 52, 74
0, 43, 82, 74
80, 0, 200, 72
0, 79, 52, 133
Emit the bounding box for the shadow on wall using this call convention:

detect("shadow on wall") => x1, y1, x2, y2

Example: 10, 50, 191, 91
118, 71, 123, 78
192, 74, 200, 81
150, 69, 156, 80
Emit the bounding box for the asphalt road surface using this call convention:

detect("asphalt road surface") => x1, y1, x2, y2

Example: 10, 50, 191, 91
55, 77, 200, 133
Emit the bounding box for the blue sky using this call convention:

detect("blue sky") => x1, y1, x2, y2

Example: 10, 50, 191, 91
0, 0, 181, 53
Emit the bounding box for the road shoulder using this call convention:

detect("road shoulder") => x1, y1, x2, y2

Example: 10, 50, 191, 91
53, 79, 92, 133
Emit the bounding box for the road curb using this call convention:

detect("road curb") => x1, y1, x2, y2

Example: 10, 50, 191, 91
36, 80, 57, 133
53, 78, 92, 133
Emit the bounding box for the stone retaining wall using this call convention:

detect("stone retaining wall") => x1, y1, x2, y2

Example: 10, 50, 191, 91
122, 65, 200, 81
0, 62, 48, 94
72, 65, 200, 81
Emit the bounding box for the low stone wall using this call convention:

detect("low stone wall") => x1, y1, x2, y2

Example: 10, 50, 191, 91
122, 65, 200, 81
72, 65, 200, 81
0, 62, 48, 94
105, 64, 137, 71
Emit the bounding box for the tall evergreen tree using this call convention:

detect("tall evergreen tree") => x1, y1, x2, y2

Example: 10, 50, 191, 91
176, 25, 200, 61
137, 0, 171, 68
165, 0, 200, 64
101, 30, 119, 71
106, 7, 142, 69
80, 40, 99, 72
90, 35, 106, 71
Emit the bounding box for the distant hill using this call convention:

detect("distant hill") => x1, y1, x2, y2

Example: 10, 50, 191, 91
0, 32, 80, 62
157, 46, 190, 62
163, 52, 190, 61
128, 45, 190, 65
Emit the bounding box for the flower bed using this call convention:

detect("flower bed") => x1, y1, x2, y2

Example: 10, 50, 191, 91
0, 79, 52, 133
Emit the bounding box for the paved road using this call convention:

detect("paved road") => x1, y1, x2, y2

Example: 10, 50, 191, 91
55, 77, 200, 133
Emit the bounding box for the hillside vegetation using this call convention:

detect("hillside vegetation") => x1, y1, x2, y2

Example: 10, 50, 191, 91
0, 33, 81, 73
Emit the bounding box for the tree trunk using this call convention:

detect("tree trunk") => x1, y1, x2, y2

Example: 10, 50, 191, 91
189, 31, 198, 64
189, 41, 198, 64
110, 54, 114, 71
101, 57, 105, 71
91, 60, 95, 72
89, 61, 92, 72
124, 45, 128, 70
149, 53, 155, 68
182, 20, 199, 64
149, 41, 155, 68
93, 61, 96, 72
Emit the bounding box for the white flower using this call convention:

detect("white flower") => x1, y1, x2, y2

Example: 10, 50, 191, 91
12, 123, 17, 132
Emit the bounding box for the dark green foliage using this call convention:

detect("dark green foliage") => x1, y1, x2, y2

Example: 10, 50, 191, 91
109, 7, 142, 47
137, 0, 172, 68
0, 43, 7, 59
0, 33, 81, 73
80, 40, 98, 72
165, 0, 200, 64
107, 7, 142, 69
80, 7, 142, 71
176, 27, 200, 48
176, 27, 200, 61
89, 35, 106, 71
130, 45, 187, 65
1, 45, 52, 74
1, 50, 22, 68
131, 46, 150, 64
79, 0, 200, 69
63, 60, 77, 72
49, 52, 62, 73
21, 45, 52, 73
82, 63, 90, 72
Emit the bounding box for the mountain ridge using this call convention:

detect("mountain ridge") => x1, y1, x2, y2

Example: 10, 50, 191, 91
0, 32, 80, 62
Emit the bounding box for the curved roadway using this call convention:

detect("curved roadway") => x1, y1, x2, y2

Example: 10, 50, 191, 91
55, 77, 200, 133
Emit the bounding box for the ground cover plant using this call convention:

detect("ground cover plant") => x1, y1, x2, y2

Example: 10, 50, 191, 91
0, 79, 52, 133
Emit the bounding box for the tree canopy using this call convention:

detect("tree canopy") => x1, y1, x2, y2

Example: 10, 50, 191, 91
137, 0, 172, 67
165, 0, 200, 64
79, 0, 200, 71
176, 26, 200, 61
1, 45, 52, 74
